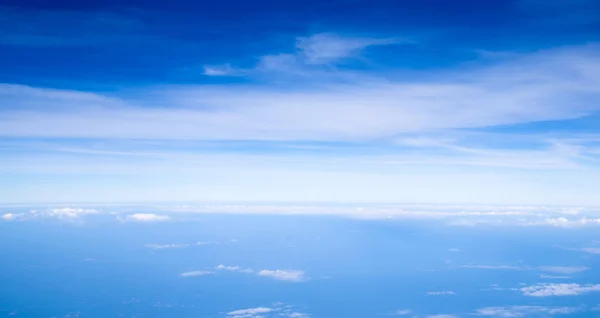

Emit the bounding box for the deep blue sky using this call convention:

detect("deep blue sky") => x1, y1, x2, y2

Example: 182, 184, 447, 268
1, 0, 598, 86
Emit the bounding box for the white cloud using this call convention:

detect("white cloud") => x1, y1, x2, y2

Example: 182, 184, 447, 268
520, 283, 600, 296
426, 291, 455, 296
1, 213, 24, 220
258, 269, 306, 282
179, 270, 214, 277
125, 213, 170, 222
427, 315, 457, 318
216, 264, 241, 271
227, 307, 274, 317
213, 264, 304, 281
2, 207, 100, 220
476, 306, 579, 317
46, 207, 99, 218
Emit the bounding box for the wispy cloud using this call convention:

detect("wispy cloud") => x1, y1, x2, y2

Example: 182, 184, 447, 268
461, 265, 589, 275
124, 213, 170, 222
227, 307, 274, 317
258, 270, 306, 282
205, 33, 404, 76
576, 247, 600, 254
145, 241, 212, 249
180, 270, 214, 277
461, 265, 522, 270
294, 33, 401, 65
2, 43, 598, 142
540, 274, 572, 279
537, 266, 589, 275
203, 64, 242, 76
476, 305, 580, 317
2, 32, 600, 205
520, 283, 600, 296
426, 291, 455, 296
390, 309, 412, 316
1, 213, 24, 221
145, 243, 189, 249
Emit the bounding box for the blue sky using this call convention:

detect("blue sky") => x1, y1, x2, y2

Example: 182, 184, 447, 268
1, 204, 600, 317
1, 0, 600, 204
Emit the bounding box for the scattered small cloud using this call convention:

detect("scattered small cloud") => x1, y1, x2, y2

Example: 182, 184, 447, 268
258, 269, 306, 282
520, 283, 600, 296
213, 264, 305, 282
1, 207, 101, 221
180, 270, 214, 277
476, 305, 579, 317
426, 315, 457, 318
125, 213, 170, 222
426, 291, 456, 296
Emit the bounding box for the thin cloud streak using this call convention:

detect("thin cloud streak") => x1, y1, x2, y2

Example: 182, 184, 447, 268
1, 44, 599, 141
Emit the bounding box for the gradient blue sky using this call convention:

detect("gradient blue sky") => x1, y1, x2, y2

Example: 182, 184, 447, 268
1, 0, 600, 204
